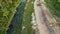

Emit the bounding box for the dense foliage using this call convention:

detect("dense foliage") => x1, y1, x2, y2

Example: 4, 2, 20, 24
0, 0, 22, 34
45, 0, 60, 17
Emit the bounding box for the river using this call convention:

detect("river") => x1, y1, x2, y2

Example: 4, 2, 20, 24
7, 0, 26, 34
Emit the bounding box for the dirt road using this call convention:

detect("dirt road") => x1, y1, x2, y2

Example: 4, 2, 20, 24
34, 0, 57, 34
34, 0, 50, 34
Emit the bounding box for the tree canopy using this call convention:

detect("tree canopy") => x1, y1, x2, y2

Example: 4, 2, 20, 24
0, 0, 22, 33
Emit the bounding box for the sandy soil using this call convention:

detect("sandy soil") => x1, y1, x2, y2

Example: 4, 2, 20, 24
34, 0, 50, 34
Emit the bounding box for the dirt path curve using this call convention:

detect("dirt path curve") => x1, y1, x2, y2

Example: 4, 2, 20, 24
34, 0, 50, 34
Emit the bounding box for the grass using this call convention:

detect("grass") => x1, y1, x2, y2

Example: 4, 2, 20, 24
24, 0, 35, 34
45, 0, 60, 17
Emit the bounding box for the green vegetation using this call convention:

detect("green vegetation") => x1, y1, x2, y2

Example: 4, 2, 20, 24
0, 0, 22, 34
24, 0, 35, 34
45, 0, 60, 17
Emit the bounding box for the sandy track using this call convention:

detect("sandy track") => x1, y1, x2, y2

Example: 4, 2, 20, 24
34, 0, 50, 34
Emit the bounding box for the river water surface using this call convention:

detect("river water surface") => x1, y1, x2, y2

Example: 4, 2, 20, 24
7, 0, 26, 34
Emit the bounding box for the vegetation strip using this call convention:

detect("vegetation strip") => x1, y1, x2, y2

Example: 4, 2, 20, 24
22, 0, 35, 34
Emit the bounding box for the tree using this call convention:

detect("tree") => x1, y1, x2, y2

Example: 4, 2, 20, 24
0, 0, 22, 34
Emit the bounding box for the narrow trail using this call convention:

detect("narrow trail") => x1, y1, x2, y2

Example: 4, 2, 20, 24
34, 0, 56, 34
34, 0, 50, 34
